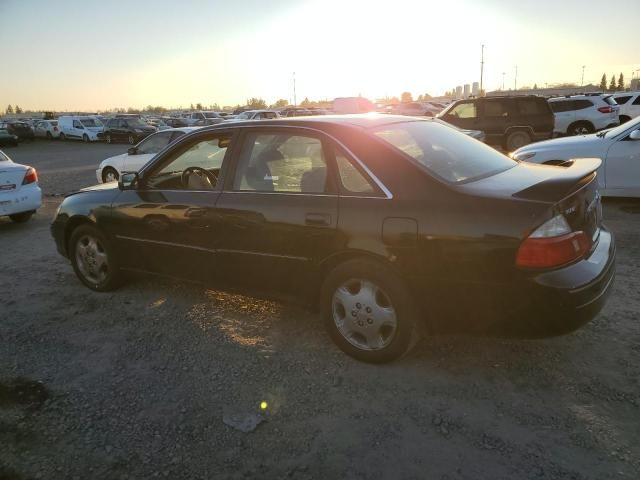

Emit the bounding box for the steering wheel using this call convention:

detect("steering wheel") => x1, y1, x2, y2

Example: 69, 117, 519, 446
181, 166, 217, 189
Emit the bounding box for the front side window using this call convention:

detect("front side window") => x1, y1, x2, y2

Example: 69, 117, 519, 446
447, 102, 477, 119
73, 120, 82, 128
137, 132, 173, 155
372, 120, 516, 184
81, 118, 100, 127
233, 133, 328, 193
145, 135, 230, 190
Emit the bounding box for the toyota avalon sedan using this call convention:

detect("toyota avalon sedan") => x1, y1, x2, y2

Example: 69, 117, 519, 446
51, 115, 615, 363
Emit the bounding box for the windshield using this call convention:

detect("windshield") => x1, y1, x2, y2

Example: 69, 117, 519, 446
80, 118, 101, 127
203, 112, 220, 118
601, 116, 640, 138
371, 120, 516, 184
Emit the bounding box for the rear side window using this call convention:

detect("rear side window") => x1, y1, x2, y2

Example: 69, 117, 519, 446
572, 100, 593, 110
633, 96, 640, 106
372, 121, 516, 184
334, 148, 377, 195
602, 96, 617, 106
615, 96, 632, 105
517, 98, 548, 115
483, 100, 508, 117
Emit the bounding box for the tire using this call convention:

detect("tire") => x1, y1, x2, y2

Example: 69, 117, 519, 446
504, 130, 531, 151
59, 133, 65, 141
9, 211, 33, 223
567, 121, 594, 136
83, 134, 89, 143
106, 134, 112, 144
128, 135, 135, 145
101, 167, 119, 183
619, 115, 631, 124
69, 224, 121, 291
321, 258, 419, 363
46, 132, 53, 140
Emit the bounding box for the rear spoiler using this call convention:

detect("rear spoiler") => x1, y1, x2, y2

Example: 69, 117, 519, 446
513, 158, 602, 202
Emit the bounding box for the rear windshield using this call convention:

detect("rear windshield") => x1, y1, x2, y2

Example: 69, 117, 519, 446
371, 120, 516, 184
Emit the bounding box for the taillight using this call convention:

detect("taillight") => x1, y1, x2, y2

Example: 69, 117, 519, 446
598, 106, 614, 113
516, 215, 590, 269
22, 167, 38, 185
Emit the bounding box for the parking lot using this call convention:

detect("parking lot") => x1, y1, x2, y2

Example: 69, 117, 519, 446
1, 140, 640, 479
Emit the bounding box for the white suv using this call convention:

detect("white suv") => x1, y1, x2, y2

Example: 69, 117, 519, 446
612, 92, 640, 123
548, 94, 619, 136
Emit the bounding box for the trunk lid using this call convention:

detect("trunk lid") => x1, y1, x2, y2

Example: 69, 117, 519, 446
460, 158, 603, 242
0, 163, 27, 192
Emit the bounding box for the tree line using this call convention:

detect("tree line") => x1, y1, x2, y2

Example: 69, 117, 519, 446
599, 73, 625, 92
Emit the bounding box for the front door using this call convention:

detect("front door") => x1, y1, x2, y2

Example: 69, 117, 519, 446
214, 129, 339, 296
604, 127, 640, 195
439, 101, 479, 132
107, 131, 234, 281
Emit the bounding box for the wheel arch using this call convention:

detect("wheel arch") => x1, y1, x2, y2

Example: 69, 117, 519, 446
567, 119, 594, 133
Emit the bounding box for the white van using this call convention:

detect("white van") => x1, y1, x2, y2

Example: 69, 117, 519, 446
332, 97, 375, 114
58, 116, 104, 142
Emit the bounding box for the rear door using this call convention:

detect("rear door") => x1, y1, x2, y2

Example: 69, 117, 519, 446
213, 128, 339, 295
549, 100, 575, 134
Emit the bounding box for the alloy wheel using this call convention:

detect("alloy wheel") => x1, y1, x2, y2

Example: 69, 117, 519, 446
75, 234, 109, 285
332, 279, 398, 351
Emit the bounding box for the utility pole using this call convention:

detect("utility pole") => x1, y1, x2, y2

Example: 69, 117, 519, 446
293, 72, 297, 107
502, 72, 505, 91
581, 65, 586, 88
480, 44, 484, 96
514, 65, 518, 91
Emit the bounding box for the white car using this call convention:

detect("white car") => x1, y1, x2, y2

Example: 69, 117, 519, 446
183, 111, 225, 126
33, 120, 61, 140
548, 94, 619, 136
612, 91, 640, 123
227, 110, 281, 121
96, 127, 199, 183
512, 116, 640, 197
0, 149, 42, 222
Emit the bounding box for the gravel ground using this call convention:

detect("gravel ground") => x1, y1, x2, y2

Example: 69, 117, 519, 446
1, 144, 640, 479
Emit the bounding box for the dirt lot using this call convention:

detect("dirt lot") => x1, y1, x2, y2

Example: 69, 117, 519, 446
1, 143, 640, 479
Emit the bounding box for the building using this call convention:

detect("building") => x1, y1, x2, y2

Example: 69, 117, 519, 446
463, 84, 471, 99
472, 82, 479, 97
455, 86, 462, 99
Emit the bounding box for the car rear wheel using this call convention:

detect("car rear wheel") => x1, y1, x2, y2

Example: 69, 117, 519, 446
321, 258, 419, 363
9, 211, 34, 223
567, 121, 594, 136
505, 130, 531, 151
128, 135, 135, 145
101, 167, 119, 183
59, 133, 65, 141
46, 132, 53, 140
69, 224, 121, 291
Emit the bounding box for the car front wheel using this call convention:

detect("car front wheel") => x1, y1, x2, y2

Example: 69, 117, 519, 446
69, 224, 121, 291
321, 258, 419, 363
101, 167, 119, 183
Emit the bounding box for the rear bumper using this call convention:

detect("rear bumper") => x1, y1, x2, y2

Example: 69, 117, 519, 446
0, 185, 42, 216
510, 227, 616, 336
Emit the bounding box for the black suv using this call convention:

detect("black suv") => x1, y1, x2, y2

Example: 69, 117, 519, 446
438, 96, 554, 150
103, 118, 157, 144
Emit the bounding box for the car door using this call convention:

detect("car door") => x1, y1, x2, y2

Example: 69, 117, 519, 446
549, 100, 575, 134
72, 119, 84, 139
107, 130, 236, 280
439, 101, 479, 132
604, 125, 640, 195
213, 128, 339, 296
33, 121, 44, 138
478, 99, 509, 143
123, 131, 174, 172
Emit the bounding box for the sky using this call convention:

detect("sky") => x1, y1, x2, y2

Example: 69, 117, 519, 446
0, 0, 638, 111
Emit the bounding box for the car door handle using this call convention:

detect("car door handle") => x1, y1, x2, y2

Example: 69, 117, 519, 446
305, 213, 331, 226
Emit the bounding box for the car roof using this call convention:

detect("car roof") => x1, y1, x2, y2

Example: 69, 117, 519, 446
197, 113, 421, 131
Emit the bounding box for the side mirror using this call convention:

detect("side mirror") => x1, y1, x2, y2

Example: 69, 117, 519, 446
118, 172, 139, 190
629, 130, 640, 141
127, 147, 137, 155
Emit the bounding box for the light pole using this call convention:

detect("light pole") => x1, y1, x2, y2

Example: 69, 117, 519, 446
581, 65, 586, 88
514, 65, 518, 91
480, 44, 484, 96
293, 72, 297, 107
502, 72, 505, 91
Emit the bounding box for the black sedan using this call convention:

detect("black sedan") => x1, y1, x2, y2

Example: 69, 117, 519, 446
51, 115, 615, 363
4, 121, 35, 142
103, 117, 157, 144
